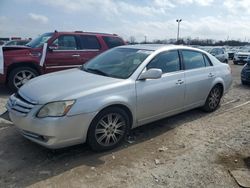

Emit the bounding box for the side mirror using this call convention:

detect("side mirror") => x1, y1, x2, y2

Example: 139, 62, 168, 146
48, 46, 58, 51
138, 68, 162, 80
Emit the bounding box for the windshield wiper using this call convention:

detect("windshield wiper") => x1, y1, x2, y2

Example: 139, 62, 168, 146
83, 67, 109, 76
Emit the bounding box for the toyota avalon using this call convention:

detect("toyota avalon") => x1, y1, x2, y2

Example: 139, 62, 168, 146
4, 45, 232, 151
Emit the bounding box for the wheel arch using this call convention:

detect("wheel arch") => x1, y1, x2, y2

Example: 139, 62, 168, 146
96, 104, 134, 129
6, 62, 41, 83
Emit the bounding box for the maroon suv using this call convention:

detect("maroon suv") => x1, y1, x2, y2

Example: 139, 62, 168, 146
0, 31, 125, 90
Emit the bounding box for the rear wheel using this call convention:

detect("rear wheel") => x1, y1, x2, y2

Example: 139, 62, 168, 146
202, 85, 223, 112
8, 67, 38, 91
87, 107, 130, 152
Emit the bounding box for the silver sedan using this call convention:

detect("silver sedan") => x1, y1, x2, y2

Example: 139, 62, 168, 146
5, 45, 232, 151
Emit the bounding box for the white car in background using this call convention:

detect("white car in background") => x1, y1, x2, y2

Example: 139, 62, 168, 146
233, 48, 250, 65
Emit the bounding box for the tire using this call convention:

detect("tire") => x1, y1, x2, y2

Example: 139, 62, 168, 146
8, 67, 39, 91
87, 107, 130, 152
202, 85, 223, 112
224, 59, 228, 64
233, 61, 238, 65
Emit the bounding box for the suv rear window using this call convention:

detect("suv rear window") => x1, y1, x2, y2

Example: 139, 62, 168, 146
102, 36, 124, 48
80, 35, 101, 50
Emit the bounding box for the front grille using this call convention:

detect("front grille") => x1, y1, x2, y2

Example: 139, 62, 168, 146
7, 93, 36, 116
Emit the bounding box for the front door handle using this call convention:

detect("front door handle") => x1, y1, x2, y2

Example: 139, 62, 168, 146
72, 54, 80, 57
208, 73, 215, 77
176, 80, 184, 85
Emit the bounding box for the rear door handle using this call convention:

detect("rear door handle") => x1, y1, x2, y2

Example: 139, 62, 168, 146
72, 54, 80, 57
176, 80, 184, 85
208, 73, 215, 77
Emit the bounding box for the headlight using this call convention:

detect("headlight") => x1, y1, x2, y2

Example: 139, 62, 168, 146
37, 100, 75, 118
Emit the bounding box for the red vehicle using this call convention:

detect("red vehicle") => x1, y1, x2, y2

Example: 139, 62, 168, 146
0, 31, 125, 90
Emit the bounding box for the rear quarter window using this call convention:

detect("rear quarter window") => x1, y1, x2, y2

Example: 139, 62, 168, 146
80, 35, 101, 50
102, 36, 124, 48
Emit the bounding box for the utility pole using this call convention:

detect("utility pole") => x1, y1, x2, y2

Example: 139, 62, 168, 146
144, 35, 147, 44
176, 19, 182, 44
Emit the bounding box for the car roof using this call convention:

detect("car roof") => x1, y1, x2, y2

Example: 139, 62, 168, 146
117, 44, 206, 52
53, 31, 120, 37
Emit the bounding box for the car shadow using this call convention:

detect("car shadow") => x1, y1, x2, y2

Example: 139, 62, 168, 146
0, 85, 13, 97
0, 107, 210, 187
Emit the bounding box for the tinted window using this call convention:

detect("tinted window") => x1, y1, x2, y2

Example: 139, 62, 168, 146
147, 51, 180, 73
102, 36, 124, 48
182, 50, 206, 70
52, 35, 77, 50
80, 35, 101, 49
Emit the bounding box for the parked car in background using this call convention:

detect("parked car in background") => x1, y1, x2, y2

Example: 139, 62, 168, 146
233, 48, 250, 65
209, 47, 228, 63
0, 31, 126, 90
4, 39, 31, 46
241, 58, 250, 85
0, 40, 6, 46
226, 49, 236, 60
4, 45, 232, 151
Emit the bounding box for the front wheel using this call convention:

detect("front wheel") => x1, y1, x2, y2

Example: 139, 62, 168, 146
202, 85, 223, 112
87, 107, 130, 152
8, 67, 38, 91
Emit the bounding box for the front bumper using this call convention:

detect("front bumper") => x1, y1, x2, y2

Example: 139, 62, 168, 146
8, 108, 97, 149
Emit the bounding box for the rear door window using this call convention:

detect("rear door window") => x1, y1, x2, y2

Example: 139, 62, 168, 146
102, 36, 124, 48
80, 35, 101, 50
182, 50, 206, 70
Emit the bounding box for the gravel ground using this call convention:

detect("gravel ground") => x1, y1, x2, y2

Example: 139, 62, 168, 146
0, 61, 249, 188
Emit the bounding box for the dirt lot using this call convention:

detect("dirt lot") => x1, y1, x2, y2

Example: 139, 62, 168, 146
0, 61, 249, 188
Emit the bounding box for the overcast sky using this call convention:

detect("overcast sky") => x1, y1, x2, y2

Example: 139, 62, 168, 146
0, 0, 250, 42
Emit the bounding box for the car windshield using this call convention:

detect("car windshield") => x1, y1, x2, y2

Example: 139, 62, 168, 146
83, 48, 153, 79
26, 32, 53, 48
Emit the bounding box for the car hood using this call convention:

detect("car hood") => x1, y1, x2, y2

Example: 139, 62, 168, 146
19, 68, 123, 104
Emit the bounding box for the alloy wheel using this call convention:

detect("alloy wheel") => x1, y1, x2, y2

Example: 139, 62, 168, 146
208, 87, 221, 110
13, 70, 36, 89
95, 113, 126, 147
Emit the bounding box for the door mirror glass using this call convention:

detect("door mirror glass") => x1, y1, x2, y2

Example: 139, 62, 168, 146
138, 69, 162, 80
48, 45, 58, 51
